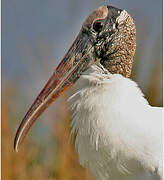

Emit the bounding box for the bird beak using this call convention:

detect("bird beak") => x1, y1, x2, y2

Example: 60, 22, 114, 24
14, 30, 93, 152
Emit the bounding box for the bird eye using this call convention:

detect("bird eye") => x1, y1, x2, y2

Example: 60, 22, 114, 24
92, 21, 103, 32
115, 22, 119, 30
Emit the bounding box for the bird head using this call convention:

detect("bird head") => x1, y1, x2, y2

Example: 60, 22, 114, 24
83, 6, 136, 77
14, 5, 136, 152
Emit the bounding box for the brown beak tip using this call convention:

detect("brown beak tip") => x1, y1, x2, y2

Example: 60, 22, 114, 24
14, 140, 19, 152
15, 148, 19, 153
14, 131, 21, 152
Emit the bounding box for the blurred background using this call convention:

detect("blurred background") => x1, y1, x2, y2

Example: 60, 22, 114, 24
2, 0, 162, 179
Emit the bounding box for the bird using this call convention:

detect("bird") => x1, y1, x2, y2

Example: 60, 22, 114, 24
14, 5, 163, 180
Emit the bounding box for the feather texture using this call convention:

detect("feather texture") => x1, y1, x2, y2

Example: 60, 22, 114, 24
68, 64, 162, 180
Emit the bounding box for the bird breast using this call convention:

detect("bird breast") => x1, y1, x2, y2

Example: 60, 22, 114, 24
67, 65, 162, 179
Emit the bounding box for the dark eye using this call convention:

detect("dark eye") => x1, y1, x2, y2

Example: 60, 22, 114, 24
115, 22, 119, 30
92, 21, 103, 32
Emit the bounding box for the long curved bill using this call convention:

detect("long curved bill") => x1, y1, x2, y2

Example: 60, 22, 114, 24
14, 31, 93, 152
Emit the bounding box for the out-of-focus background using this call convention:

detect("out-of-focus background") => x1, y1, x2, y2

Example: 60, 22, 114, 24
2, 0, 162, 179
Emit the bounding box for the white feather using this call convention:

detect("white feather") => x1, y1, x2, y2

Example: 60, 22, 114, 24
67, 64, 163, 180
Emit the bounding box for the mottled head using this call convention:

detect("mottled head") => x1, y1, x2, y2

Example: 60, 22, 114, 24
83, 5, 136, 77
14, 5, 136, 152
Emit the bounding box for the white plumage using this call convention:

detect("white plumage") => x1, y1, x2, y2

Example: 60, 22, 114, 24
68, 64, 162, 179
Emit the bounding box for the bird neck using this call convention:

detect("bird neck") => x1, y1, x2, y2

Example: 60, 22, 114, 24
104, 53, 134, 78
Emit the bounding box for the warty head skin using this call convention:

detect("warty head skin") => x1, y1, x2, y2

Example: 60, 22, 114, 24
82, 5, 136, 77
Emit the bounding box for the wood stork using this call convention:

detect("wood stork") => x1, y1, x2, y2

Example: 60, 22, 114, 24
14, 5, 163, 180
